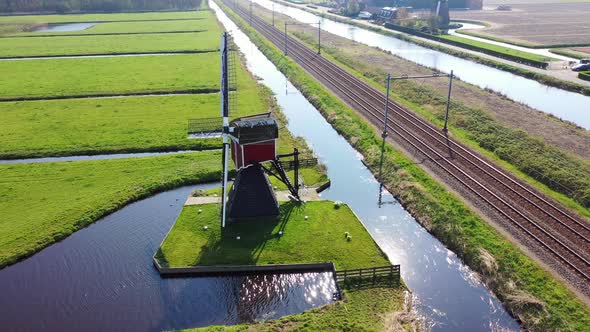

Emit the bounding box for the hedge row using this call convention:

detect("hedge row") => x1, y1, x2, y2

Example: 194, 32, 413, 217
579, 71, 590, 82
383, 22, 549, 69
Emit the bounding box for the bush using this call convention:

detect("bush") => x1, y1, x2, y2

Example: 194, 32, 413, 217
579, 71, 590, 82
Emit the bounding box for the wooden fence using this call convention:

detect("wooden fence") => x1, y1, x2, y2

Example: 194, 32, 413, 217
335, 265, 400, 287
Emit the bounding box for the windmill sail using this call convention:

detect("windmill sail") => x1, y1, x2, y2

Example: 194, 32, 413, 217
220, 31, 231, 228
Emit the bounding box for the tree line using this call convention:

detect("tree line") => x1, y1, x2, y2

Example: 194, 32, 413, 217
0, 0, 202, 14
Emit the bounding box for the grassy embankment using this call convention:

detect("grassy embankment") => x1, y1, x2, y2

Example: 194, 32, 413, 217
440, 34, 558, 63
190, 287, 407, 332
550, 48, 590, 60
156, 201, 388, 268
279, 1, 590, 96
289, 30, 590, 214
217, 1, 590, 330
0, 152, 220, 268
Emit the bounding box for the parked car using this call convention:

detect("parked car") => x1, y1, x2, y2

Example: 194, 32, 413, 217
572, 63, 590, 72
580, 59, 590, 64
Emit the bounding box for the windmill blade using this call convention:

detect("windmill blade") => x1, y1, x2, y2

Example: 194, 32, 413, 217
187, 117, 223, 138
220, 31, 231, 228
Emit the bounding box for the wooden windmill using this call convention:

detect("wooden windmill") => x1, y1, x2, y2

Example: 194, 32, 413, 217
434, 0, 450, 27
188, 32, 317, 228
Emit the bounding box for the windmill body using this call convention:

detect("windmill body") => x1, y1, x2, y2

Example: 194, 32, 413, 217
188, 32, 311, 228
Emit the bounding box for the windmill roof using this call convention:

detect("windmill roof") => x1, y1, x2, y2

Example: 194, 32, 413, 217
230, 112, 279, 144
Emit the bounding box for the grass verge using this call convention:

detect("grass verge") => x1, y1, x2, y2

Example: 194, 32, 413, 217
187, 286, 408, 331
0, 151, 221, 268
155, 201, 388, 269
441, 34, 558, 63
579, 71, 590, 82
217, 1, 590, 329
550, 48, 590, 60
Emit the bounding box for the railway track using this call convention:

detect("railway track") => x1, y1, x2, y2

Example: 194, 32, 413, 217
222, 0, 590, 286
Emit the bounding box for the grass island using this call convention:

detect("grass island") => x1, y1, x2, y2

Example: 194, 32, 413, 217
155, 201, 389, 269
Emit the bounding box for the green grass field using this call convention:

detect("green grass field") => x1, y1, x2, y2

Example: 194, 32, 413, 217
8, 16, 220, 37
442, 35, 558, 63
0, 53, 227, 99
0, 92, 264, 158
155, 201, 389, 269
0, 32, 219, 57
188, 286, 407, 331
0, 11, 207, 25
0, 152, 221, 268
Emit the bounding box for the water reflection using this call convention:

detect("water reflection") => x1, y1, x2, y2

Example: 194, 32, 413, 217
34, 22, 97, 32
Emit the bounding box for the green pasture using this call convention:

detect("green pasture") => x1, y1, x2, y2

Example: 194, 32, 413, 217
155, 201, 389, 269
0, 91, 263, 158
0, 152, 221, 268
0, 53, 234, 99
441, 35, 558, 63
0, 32, 219, 57
8, 15, 220, 37
0, 11, 207, 25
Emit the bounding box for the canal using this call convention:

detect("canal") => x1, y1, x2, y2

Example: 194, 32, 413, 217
249, 0, 590, 130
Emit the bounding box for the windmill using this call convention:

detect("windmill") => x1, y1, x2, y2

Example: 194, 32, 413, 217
188, 32, 317, 228
434, 0, 450, 27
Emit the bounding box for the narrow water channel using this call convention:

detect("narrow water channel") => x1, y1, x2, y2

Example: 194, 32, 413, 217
0, 183, 337, 331
0, 150, 204, 165
249, 0, 590, 130
212, 2, 520, 330
33, 22, 98, 32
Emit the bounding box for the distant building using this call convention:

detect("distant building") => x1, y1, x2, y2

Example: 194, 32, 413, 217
465, 0, 482, 10
379, 6, 399, 20
365, 0, 482, 11
358, 11, 373, 19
